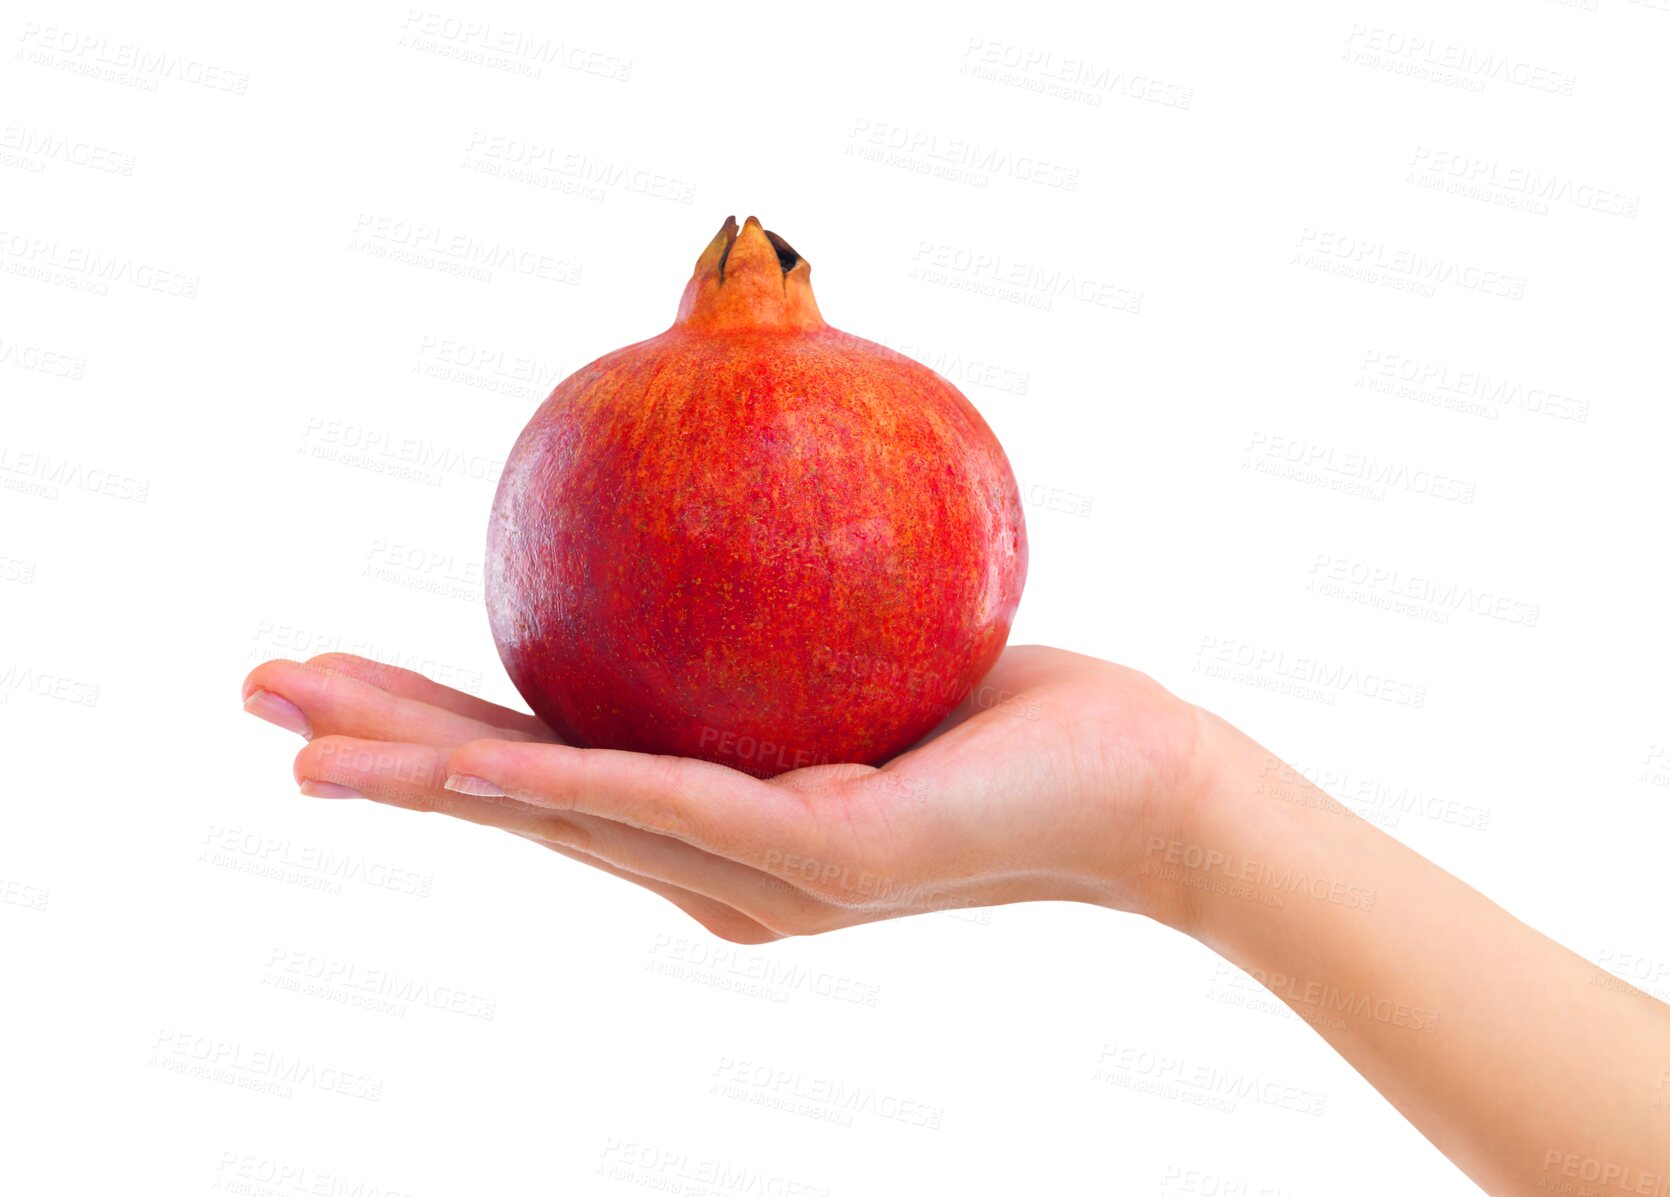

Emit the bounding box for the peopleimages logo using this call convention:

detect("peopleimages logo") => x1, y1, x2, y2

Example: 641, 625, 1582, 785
1145, 837, 1378, 911
348, 213, 583, 285
849, 118, 1080, 190
0, 230, 199, 299
150, 1030, 383, 1101
16, 23, 252, 94
1196, 634, 1428, 709
1093, 1042, 1328, 1116
1295, 229, 1527, 300
0, 125, 137, 175
1359, 350, 1589, 423
1244, 432, 1476, 505
1342, 25, 1577, 96
1308, 551, 1541, 627
1409, 147, 1638, 219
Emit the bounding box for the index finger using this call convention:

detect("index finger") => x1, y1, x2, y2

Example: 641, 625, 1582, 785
443, 740, 825, 874
282, 653, 554, 739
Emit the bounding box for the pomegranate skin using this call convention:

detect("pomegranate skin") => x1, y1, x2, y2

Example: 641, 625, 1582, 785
486, 217, 1027, 777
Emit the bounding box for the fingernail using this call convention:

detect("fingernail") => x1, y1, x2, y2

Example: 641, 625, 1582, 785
300, 780, 362, 800
445, 774, 506, 797
244, 688, 311, 739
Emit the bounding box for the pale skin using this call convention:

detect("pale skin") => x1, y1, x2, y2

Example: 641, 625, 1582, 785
243, 647, 1670, 1195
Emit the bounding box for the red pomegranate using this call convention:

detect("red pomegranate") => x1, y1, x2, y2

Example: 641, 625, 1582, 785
485, 216, 1027, 777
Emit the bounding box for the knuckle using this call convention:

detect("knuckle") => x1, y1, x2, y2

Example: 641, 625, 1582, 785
747, 907, 811, 940
304, 651, 357, 671
295, 734, 354, 777
704, 914, 780, 945
302, 653, 368, 689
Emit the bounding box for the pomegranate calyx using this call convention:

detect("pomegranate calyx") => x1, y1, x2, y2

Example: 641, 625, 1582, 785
674, 215, 825, 332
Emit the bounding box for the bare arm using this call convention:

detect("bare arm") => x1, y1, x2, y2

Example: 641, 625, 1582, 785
244, 647, 1670, 1194
1164, 713, 1670, 1197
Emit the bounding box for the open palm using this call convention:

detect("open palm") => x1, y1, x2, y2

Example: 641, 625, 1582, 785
242, 646, 1206, 941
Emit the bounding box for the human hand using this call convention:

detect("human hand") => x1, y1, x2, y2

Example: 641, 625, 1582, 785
241, 646, 1212, 942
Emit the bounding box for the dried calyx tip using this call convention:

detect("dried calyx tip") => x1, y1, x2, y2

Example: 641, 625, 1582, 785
715, 215, 800, 281
677, 214, 823, 329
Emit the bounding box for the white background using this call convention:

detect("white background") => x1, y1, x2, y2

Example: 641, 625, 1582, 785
4, 0, 1668, 1193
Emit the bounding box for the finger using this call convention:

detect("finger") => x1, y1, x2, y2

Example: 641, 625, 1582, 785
295, 737, 836, 935
300, 653, 552, 740
291, 737, 780, 943
442, 740, 825, 874
516, 836, 783, 945
244, 659, 544, 747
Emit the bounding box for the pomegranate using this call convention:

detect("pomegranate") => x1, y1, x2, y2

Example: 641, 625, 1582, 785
485, 216, 1027, 777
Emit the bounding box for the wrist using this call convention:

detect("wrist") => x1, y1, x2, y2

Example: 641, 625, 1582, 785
1131, 703, 1259, 937
1146, 710, 1389, 960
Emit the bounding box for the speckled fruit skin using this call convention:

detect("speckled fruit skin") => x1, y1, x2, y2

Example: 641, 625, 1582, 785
486, 216, 1027, 777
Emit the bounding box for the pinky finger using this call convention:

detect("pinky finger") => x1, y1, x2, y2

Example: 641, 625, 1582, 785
513, 834, 782, 946
292, 736, 780, 945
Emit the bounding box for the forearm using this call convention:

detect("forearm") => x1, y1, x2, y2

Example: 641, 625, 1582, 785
1154, 712, 1670, 1197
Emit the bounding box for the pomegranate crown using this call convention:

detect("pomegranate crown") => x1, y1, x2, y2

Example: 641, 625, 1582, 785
674, 215, 826, 332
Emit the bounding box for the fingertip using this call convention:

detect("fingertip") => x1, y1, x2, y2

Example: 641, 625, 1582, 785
299, 780, 363, 800
241, 658, 299, 702
443, 774, 507, 798
244, 686, 311, 739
